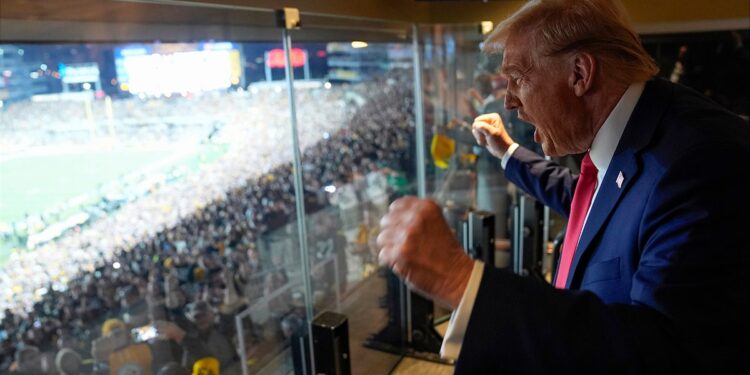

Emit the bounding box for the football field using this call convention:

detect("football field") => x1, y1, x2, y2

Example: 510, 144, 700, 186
0, 143, 228, 264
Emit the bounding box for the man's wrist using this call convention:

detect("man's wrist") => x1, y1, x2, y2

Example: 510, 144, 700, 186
446, 254, 475, 309
501, 143, 520, 169
440, 260, 485, 360
499, 132, 515, 153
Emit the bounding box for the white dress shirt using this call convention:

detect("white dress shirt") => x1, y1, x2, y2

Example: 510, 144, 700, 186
440, 82, 646, 360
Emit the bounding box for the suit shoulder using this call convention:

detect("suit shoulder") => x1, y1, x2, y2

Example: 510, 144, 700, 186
645, 80, 748, 162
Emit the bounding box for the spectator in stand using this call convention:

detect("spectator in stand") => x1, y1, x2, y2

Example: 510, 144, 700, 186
1, 70, 418, 372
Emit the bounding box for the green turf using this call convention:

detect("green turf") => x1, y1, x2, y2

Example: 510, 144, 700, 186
1, 150, 167, 223
0, 143, 228, 265
0, 144, 228, 224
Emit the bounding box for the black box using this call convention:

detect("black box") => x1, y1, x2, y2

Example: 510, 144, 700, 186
460, 210, 495, 266
312, 311, 351, 375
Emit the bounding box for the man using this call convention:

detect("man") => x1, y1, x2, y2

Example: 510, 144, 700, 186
376, 0, 749, 373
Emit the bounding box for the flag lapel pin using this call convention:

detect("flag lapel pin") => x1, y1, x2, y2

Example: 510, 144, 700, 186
616, 171, 624, 189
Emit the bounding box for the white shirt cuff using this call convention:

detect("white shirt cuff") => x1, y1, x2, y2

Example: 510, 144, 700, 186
440, 260, 485, 360
500, 142, 520, 169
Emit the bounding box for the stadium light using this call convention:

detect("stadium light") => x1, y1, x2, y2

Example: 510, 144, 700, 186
480, 21, 494, 35
351, 41, 368, 49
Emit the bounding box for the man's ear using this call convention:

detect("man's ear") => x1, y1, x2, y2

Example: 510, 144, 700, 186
568, 52, 596, 97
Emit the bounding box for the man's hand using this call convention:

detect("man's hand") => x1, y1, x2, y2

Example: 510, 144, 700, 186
376, 197, 474, 309
472, 113, 515, 159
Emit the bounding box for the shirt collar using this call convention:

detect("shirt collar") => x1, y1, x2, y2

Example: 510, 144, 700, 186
589, 82, 645, 176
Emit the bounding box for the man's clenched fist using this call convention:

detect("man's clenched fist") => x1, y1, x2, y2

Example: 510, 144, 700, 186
472, 113, 515, 159
376, 197, 474, 309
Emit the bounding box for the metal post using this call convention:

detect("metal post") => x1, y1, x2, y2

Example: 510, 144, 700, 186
239, 47, 247, 89
235, 315, 249, 375
282, 27, 316, 375
542, 155, 552, 276
298, 335, 308, 375
264, 51, 272, 82
407, 24, 428, 345
303, 50, 311, 80
513, 202, 520, 274
398, 270, 408, 346
516, 194, 526, 275
333, 253, 341, 313
412, 24, 427, 199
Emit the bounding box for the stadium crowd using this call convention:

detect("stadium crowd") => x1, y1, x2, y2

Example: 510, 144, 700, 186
0, 71, 416, 374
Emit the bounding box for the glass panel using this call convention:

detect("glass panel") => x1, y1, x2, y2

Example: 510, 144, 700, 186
287, 17, 415, 374
0, 2, 320, 374
417, 24, 564, 284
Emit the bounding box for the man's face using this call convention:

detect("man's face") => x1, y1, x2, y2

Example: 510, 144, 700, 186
501, 33, 593, 156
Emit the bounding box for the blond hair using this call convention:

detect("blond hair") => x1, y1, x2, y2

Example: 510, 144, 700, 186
484, 0, 658, 85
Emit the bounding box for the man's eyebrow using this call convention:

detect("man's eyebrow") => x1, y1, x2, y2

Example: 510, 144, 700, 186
500, 65, 522, 75
501, 62, 532, 77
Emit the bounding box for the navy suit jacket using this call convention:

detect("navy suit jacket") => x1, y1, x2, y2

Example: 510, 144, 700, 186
455, 79, 749, 374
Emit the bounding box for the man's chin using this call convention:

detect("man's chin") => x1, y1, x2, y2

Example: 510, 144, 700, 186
540, 141, 565, 157
535, 132, 553, 155
541, 144, 556, 157
542, 143, 582, 157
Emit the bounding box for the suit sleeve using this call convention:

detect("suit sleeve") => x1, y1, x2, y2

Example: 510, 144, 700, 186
455, 143, 749, 374
504, 146, 577, 217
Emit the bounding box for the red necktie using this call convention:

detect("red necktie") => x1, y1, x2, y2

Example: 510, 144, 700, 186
555, 152, 598, 289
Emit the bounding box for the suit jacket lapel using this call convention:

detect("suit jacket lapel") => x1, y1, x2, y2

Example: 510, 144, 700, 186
564, 79, 670, 288
565, 151, 639, 287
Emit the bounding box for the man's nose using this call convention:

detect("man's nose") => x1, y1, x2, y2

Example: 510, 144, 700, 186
504, 92, 519, 111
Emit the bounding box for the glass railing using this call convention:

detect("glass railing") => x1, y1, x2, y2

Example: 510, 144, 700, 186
0, 2, 558, 374
285, 15, 416, 374
416, 23, 567, 286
